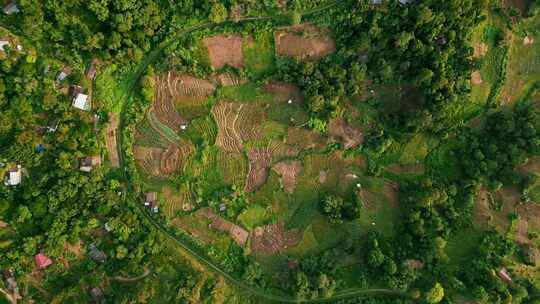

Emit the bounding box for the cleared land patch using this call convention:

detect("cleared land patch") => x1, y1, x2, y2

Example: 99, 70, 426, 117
274, 24, 336, 61
264, 81, 304, 104
272, 160, 303, 193
197, 208, 249, 247
204, 34, 244, 69
251, 223, 302, 255
328, 118, 363, 149
245, 147, 273, 193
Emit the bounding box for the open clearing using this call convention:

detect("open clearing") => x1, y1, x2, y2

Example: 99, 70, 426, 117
197, 208, 249, 247
264, 81, 304, 104
204, 34, 245, 69
251, 223, 302, 255
328, 118, 363, 149
275, 24, 336, 61
272, 160, 302, 193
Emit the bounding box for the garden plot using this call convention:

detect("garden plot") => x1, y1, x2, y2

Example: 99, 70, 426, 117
211, 102, 265, 152
251, 223, 303, 255
133, 143, 193, 177
213, 72, 246, 87
328, 118, 363, 149
275, 24, 336, 61
196, 208, 249, 247
285, 127, 326, 151
162, 185, 195, 218
272, 160, 302, 193
203, 34, 244, 69
245, 147, 273, 193
264, 81, 304, 104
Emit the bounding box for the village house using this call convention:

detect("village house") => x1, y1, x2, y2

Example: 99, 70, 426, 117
144, 192, 159, 213
72, 93, 90, 111
56, 67, 71, 82
2, 1, 19, 15
79, 156, 101, 172
498, 268, 512, 284
0, 40, 9, 52
88, 243, 107, 263
4, 165, 22, 186
34, 253, 52, 269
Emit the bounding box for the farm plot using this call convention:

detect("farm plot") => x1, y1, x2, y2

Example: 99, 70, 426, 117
203, 34, 244, 69
133, 143, 194, 178
328, 118, 363, 149
211, 102, 265, 152
251, 223, 303, 255
501, 13, 540, 104
196, 208, 249, 247
162, 185, 195, 219
272, 160, 303, 193
264, 81, 304, 104
275, 24, 336, 61
245, 147, 273, 193
105, 112, 120, 167
285, 126, 326, 151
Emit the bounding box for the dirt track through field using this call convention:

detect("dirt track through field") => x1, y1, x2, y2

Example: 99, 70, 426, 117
106, 112, 120, 167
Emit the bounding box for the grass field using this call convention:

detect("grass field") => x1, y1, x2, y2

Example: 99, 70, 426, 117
501, 13, 540, 104
243, 31, 275, 78
238, 205, 271, 230
94, 64, 129, 113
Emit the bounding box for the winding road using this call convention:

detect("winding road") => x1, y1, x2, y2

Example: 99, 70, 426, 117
116, 3, 408, 303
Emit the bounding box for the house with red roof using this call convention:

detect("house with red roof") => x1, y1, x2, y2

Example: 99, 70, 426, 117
35, 253, 52, 269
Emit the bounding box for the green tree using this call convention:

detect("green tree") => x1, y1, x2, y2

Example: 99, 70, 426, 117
425, 283, 445, 304
209, 3, 228, 23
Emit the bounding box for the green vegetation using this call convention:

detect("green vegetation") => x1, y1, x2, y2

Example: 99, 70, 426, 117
2, 0, 540, 303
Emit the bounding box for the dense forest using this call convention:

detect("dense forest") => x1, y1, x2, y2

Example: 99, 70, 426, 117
1, 0, 540, 303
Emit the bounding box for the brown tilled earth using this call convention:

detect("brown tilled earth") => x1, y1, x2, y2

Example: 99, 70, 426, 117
105, 112, 119, 168
196, 208, 249, 246
275, 24, 336, 61
251, 223, 302, 255
328, 118, 363, 149
386, 163, 425, 175
204, 34, 245, 69
245, 147, 273, 193
272, 160, 303, 193
264, 81, 304, 103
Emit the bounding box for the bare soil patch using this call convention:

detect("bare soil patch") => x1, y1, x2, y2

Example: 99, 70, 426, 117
272, 160, 303, 193
286, 127, 326, 151
516, 203, 540, 244
523, 36, 535, 46
264, 81, 304, 103
275, 24, 336, 61
245, 147, 273, 193
504, 0, 532, 15
517, 156, 540, 175
212, 102, 264, 152
473, 42, 489, 58
328, 118, 363, 149
197, 208, 249, 246
105, 112, 119, 168
204, 34, 245, 69
471, 71, 483, 85
251, 223, 302, 255
134, 143, 193, 177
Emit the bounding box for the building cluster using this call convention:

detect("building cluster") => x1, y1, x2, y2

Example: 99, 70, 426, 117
143, 192, 159, 213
